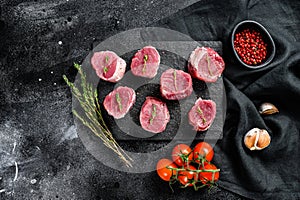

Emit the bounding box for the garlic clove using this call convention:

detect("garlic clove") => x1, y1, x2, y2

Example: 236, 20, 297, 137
256, 129, 271, 150
244, 128, 271, 151
259, 102, 279, 115
244, 128, 259, 150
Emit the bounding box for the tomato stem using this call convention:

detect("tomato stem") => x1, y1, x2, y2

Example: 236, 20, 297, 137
167, 166, 220, 173
166, 165, 220, 190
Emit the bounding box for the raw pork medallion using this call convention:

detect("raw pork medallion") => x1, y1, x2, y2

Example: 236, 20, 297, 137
130, 46, 160, 78
160, 69, 193, 100
188, 47, 225, 82
91, 51, 126, 82
103, 86, 136, 119
139, 97, 170, 133
188, 98, 216, 131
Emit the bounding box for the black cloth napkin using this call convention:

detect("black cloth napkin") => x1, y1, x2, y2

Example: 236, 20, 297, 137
155, 0, 300, 199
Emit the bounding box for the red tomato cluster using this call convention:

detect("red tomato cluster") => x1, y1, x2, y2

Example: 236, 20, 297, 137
156, 142, 220, 190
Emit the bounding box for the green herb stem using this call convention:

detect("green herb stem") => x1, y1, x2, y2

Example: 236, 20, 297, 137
197, 106, 207, 124
63, 63, 133, 167
206, 54, 213, 76
173, 70, 178, 91
115, 93, 123, 111
142, 54, 148, 73
149, 104, 157, 125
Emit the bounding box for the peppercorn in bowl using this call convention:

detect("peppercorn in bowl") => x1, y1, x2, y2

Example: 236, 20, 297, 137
231, 20, 276, 69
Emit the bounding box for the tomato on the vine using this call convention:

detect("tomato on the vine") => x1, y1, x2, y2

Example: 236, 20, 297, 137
178, 165, 197, 187
199, 163, 219, 185
156, 159, 178, 181
193, 142, 214, 163
172, 144, 193, 166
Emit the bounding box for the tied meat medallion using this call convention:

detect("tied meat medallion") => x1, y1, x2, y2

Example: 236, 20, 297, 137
130, 46, 160, 78
188, 47, 225, 83
103, 86, 136, 119
91, 51, 126, 82
139, 97, 170, 134
188, 98, 216, 131
160, 69, 193, 100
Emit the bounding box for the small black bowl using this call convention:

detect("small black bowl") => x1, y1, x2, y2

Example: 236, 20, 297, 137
231, 20, 276, 69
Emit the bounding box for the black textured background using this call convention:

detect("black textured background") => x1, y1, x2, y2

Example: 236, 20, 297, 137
0, 0, 246, 199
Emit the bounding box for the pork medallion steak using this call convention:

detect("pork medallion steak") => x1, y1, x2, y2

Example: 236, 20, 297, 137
91, 51, 126, 83
188, 47, 225, 83
160, 69, 193, 100
130, 46, 160, 78
103, 86, 136, 119
188, 98, 216, 131
139, 97, 170, 133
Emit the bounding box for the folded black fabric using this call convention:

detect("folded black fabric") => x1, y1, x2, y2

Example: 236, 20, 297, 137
155, 0, 300, 199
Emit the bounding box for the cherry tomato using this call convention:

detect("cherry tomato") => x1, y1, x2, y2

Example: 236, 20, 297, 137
172, 144, 193, 166
156, 159, 178, 181
199, 163, 219, 185
193, 142, 214, 163
178, 165, 197, 187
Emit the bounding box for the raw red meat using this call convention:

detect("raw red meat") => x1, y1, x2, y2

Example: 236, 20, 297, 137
188, 98, 216, 131
103, 86, 136, 119
130, 46, 160, 78
139, 97, 170, 133
91, 51, 126, 83
188, 47, 225, 83
160, 69, 193, 100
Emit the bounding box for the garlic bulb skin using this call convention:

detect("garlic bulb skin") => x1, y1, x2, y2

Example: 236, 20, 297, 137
259, 103, 279, 115
244, 128, 271, 151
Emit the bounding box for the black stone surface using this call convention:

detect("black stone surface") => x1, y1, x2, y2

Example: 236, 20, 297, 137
0, 0, 247, 199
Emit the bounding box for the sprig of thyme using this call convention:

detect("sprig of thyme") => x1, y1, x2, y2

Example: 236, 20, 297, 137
149, 104, 157, 125
115, 93, 123, 111
63, 63, 132, 167
103, 56, 110, 74
197, 106, 207, 124
173, 70, 178, 91
206, 54, 213, 76
142, 54, 148, 73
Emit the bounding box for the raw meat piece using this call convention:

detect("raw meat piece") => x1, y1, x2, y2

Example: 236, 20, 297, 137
188, 98, 216, 131
160, 69, 193, 100
91, 51, 126, 82
103, 86, 136, 119
139, 97, 170, 133
188, 47, 225, 82
130, 46, 160, 78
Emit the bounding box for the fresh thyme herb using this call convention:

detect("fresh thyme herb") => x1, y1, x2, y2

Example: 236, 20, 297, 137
206, 54, 213, 76
197, 106, 207, 124
173, 70, 178, 91
103, 56, 109, 73
103, 67, 108, 73
115, 93, 122, 111
149, 104, 157, 125
142, 54, 148, 73
63, 63, 132, 167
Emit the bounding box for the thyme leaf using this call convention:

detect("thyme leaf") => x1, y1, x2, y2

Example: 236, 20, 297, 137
149, 104, 157, 125
115, 93, 123, 111
197, 106, 207, 124
63, 63, 132, 167
142, 54, 148, 73
173, 70, 178, 91
206, 54, 213, 76
103, 67, 108, 73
